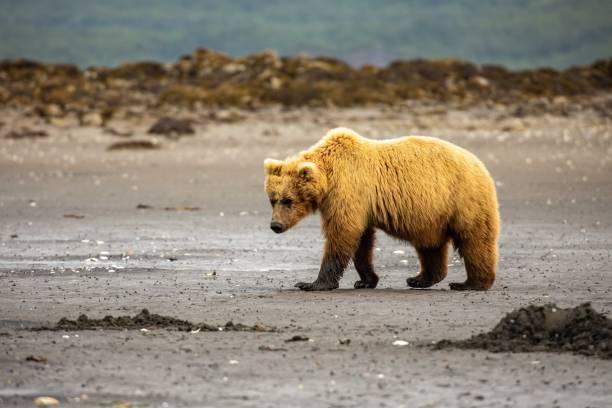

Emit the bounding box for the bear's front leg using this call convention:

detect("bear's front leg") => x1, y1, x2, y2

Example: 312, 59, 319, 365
295, 256, 346, 291
295, 238, 354, 291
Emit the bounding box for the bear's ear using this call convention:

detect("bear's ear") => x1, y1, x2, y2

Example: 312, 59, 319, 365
298, 162, 318, 181
264, 158, 284, 176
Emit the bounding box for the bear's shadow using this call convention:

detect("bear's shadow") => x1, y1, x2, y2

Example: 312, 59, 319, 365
279, 287, 451, 296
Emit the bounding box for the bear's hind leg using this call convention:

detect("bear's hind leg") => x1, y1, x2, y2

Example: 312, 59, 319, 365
407, 241, 449, 288
353, 228, 379, 289
450, 239, 496, 291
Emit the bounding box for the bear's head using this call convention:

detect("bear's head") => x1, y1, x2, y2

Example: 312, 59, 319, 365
264, 158, 327, 233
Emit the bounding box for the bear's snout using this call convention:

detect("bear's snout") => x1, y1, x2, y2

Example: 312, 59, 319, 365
270, 222, 286, 233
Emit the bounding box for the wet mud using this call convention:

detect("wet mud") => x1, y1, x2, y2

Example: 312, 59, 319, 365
34, 309, 274, 333
106, 140, 161, 151
435, 303, 612, 359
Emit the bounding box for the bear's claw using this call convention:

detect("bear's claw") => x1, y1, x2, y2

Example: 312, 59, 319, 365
406, 276, 434, 289
354, 280, 377, 289
449, 281, 488, 291
295, 281, 338, 291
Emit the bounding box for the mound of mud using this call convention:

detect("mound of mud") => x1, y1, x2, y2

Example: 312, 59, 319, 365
148, 117, 195, 137
36, 309, 273, 332
1, 48, 611, 120
4, 127, 48, 140
435, 303, 611, 359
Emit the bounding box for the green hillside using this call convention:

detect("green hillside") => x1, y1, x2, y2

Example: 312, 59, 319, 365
1, 0, 611, 69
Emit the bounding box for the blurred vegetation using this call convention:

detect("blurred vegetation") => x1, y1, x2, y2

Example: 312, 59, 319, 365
1, 0, 611, 69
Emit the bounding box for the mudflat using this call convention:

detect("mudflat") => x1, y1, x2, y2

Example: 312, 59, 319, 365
1, 103, 611, 407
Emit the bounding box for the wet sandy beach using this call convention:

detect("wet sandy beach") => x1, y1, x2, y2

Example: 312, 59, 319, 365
1, 105, 611, 407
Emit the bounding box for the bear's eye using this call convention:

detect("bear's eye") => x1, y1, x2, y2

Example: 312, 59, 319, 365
270, 198, 277, 207
280, 198, 293, 207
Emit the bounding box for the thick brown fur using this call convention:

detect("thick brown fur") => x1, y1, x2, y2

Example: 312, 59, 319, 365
264, 128, 500, 291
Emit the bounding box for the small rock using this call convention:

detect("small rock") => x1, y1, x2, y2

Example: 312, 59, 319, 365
163, 206, 200, 211
107, 140, 161, 151
269, 77, 282, 90
471, 76, 490, 87
259, 345, 288, 352
285, 335, 310, 342
112, 402, 132, 408
222, 63, 246, 74
212, 109, 245, 123
63, 214, 84, 219
25, 355, 48, 363
36, 104, 63, 118
105, 127, 133, 137
80, 112, 104, 127
148, 117, 194, 138
48, 117, 72, 127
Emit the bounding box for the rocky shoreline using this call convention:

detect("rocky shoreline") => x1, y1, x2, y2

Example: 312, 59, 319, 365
1, 48, 611, 127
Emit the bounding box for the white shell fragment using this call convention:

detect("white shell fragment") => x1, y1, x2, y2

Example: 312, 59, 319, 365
34, 396, 60, 406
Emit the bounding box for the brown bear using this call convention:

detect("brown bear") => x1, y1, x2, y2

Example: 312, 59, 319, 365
264, 127, 500, 291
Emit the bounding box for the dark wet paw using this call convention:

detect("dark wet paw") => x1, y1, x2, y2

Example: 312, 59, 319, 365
294, 281, 338, 291
407, 276, 433, 289
449, 281, 487, 291
354, 280, 377, 289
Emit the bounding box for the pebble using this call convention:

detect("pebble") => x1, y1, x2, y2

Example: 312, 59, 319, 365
34, 396, 60, 406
